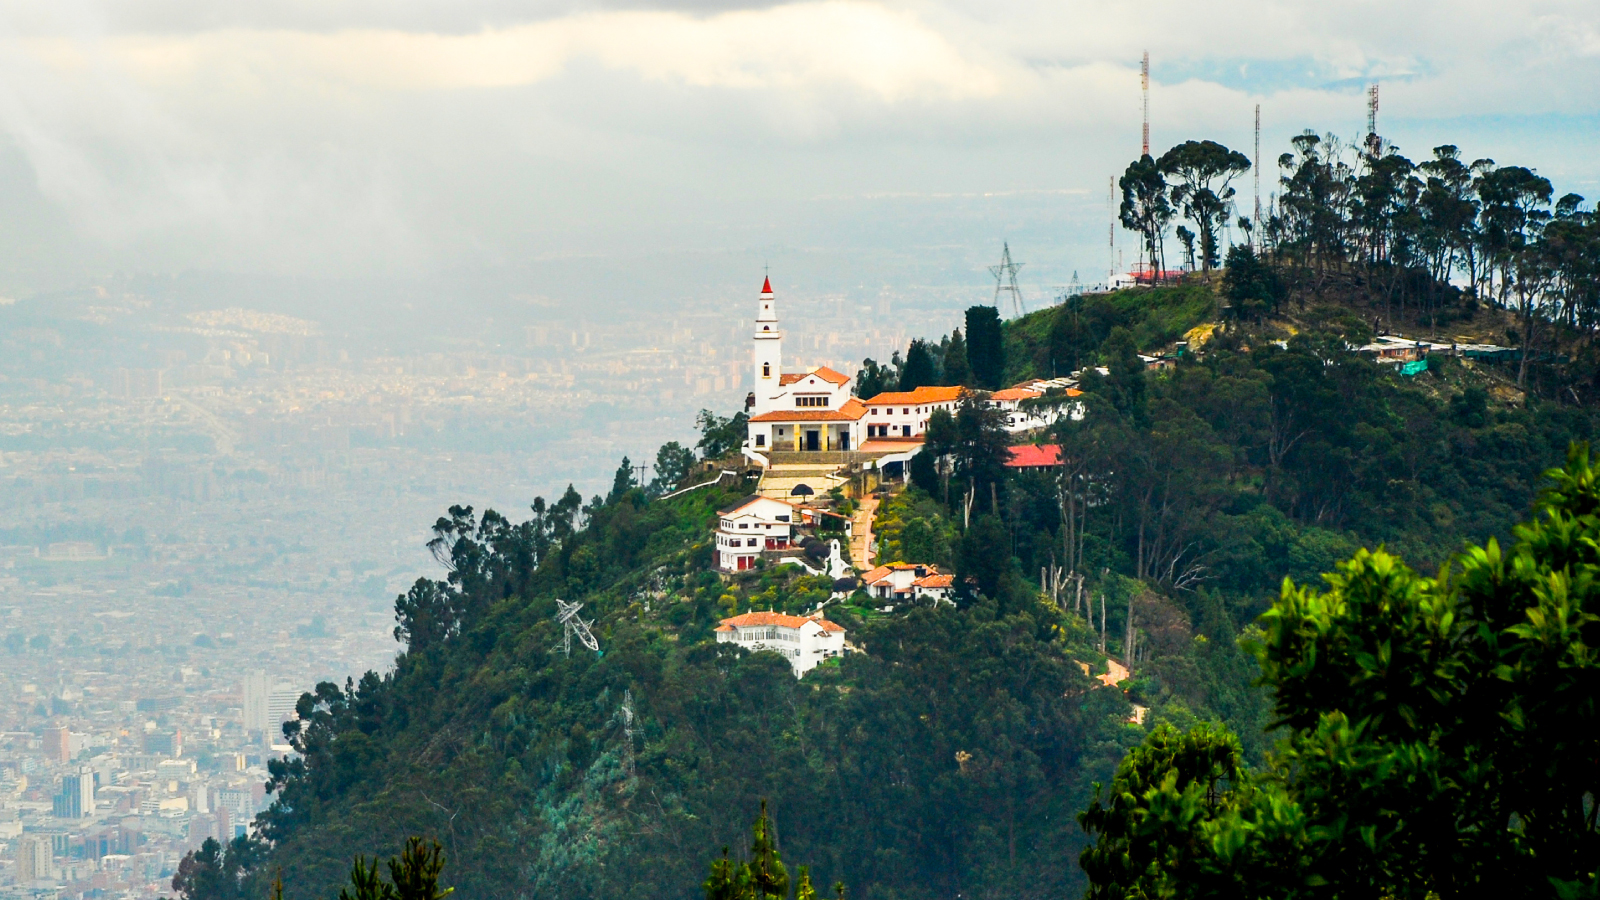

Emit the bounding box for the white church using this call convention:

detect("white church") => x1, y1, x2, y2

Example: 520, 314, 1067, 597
742, 277, 962, 458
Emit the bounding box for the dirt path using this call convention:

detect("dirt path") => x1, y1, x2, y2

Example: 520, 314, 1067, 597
849, 496, 879, 573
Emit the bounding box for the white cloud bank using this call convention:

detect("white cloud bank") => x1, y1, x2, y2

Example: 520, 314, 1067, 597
0, 0, 1593, 281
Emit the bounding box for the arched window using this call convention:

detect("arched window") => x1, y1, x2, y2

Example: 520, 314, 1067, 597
763, 363, 771, 376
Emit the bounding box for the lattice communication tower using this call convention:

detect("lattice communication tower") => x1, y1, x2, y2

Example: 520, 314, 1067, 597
1141, 52, 1151, 157
1366, 83, 1380, 158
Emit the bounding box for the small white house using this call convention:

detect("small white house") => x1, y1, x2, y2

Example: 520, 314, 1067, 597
715, 495, 802, 572
861, 563, 955, 605
715, 611, 847, 676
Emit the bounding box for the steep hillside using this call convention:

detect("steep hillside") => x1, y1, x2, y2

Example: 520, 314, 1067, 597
195, 271, 1600, 900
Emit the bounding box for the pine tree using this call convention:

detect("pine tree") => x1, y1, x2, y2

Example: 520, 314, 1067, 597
746, 800, 789, 900
898, 340, 937, 391
964, 306, 1005, 389
942, 328, 972, 386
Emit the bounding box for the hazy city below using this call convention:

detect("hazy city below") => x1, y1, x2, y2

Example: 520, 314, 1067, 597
0, 249, 1029, 894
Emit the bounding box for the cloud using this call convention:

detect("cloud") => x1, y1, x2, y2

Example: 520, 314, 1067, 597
13, 3, 1001, 102
0, 0, 1593, 284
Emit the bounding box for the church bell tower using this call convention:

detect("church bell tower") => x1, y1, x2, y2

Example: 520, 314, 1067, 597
751, 276, 782, 416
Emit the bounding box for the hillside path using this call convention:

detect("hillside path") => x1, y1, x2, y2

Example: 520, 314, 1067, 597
850, 496, 879, 573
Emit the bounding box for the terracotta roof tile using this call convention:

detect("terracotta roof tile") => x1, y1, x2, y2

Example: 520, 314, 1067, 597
864, 385, 965, 405
719, 611, 844, 632
749, 397, 867, 422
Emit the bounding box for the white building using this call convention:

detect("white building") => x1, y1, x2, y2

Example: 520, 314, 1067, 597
744, 279, 868, 454
714, 495, 801, 572
715, 611, 847, 676
862, 385, 964, 439
861, 563, 955, 605
242, 670, 269, 733
987, 379, 1083, 433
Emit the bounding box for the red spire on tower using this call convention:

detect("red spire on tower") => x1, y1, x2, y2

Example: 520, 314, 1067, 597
762, 276, 772, 294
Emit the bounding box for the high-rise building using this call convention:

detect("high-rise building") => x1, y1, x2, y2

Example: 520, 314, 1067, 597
43, 725, 70, 764
15, 835, 52, 883
266, 687, 300, 737
51, 768, 95, 819
143, 729, 182, 757
243, 671, 269, 733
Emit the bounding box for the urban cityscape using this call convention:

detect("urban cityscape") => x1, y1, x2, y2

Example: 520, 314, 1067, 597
0, 273, 976, 899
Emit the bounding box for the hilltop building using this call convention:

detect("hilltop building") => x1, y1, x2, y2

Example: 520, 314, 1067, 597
715, 611, 846, 676
715, 495, 800, 572
861, 563, 955, 605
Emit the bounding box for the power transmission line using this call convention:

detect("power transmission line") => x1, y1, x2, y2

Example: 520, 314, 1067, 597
989, 243, 1026, 317
554, 599, 600, 656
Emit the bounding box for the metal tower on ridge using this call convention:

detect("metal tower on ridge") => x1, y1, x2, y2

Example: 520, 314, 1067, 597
1141, 51, 1150, 157
1108, 175, 1116, 284
1366, 83, 1380, 158
1254, 104, 1262, 252
555, 598, 600, 656
990, 242, 1026, 317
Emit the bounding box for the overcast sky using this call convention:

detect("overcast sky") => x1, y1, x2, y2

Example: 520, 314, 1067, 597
0, 0, 1595, 305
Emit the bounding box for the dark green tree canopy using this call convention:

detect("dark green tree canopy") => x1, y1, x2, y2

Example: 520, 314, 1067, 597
964, 305, 1005, 389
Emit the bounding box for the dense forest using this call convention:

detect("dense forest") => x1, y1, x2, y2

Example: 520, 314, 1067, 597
173, 127, 1600, 900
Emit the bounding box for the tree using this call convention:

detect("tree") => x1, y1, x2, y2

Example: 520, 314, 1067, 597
1175, 225, 1197, 272
941, 328, 972, 386
651, 442, 697, 495
338, 838, 453, 900
899, 339, 937, 391
853, 357, 898, 399
608, 457, 637, 504
392, 578, 461, 652
172, 836, 262, 900
1120, 154, 1173, 277
964, 306, 1005, 390
956, 514, 1010, 605
1079, 444, 1600, 898
1158, 140, 1252, 273
696, 410, 749, 460
1222, 244, 1281, 321
700, 801, 844, 900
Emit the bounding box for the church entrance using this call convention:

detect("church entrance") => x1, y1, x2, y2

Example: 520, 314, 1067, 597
804, 430, 820, 451
837, 431, 850, 450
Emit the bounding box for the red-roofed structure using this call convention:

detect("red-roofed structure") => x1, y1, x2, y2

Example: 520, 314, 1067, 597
716, 610, 847, 675
1004, 445, 1063, 470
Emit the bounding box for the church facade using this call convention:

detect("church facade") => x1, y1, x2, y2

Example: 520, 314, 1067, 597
743, 278, 869, 455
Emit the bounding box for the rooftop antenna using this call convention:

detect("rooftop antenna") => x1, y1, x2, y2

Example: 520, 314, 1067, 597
554, 598, 600, 656
1253, 104, 1262, 252
1141, 51, 1150, 158
989, 242, 1026, 317
1366, 83, 1380, 158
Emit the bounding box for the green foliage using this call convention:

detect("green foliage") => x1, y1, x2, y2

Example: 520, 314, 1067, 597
338, 838, 453, 900
1222, 244, 1284, 321
899, 339, 937, 391
965, 305, 1006, 389
171, 836, 263, 900
942, 328, 973, 386
1158, 139, 1252, 272
652, 441, 698, 495
697, 410, 750, 460
1010, 282, 1216, 384
703, 803, 848, 900
1120, 154, 1174, 275
852, 357, 898, 399
1080, 444, 1600, 897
